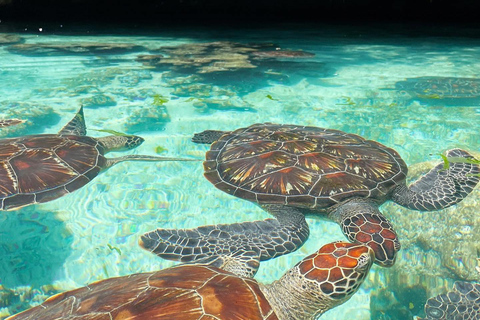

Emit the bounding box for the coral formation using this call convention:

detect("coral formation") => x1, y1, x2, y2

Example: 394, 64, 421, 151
7, 42, 145, 56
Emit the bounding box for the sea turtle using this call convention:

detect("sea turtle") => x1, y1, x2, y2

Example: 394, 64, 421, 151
6, 241, 374, 320
0, 119, 25, 128
395, 77, 480, 100
0, 106, 194, 211
419, 281, 480, 320
140, 123, 479, 267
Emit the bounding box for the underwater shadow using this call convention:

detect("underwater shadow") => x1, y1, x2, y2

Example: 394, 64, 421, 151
0, 206, 73, 288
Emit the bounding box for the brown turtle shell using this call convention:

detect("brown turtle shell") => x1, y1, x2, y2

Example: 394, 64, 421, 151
7, 264, 278, 320
0, 134, 107, 210
204, 123, 407, 210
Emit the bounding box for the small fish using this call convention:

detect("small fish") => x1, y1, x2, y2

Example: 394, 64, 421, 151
335, 96, 356, 106
155, 146, 168, 154
266, 94, 279, 101
153, 94, 169, 106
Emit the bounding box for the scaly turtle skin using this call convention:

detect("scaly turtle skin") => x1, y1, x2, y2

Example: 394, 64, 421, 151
0, 107, 194, 211
7, 242, 374, 320
419, 281, 480, 320
395, 77, 480, 99
141, 123, 479, 267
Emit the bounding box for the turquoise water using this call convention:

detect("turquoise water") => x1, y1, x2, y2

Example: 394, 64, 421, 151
0, 23, 479, 319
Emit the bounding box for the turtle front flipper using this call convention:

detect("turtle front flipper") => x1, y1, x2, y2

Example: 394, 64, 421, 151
140, 206, 310, 270
58, 106, 87, 136
329, 198, 400, 267
392, 148, 480, 211
192, 130, 230, 144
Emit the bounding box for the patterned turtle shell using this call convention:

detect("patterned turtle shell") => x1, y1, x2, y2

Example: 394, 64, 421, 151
0, 134, 107, 210
204, 123, 408, 209
8, 264, 279, 320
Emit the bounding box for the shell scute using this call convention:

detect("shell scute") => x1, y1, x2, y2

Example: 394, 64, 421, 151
34, 187, 69, 204
12, 149, 77, 194
3, 194, 36, 210
0, 143, 23, 160
0, 163, 17, 197
21, 136, 66, 149
205, 124, 406, 209
54, 140, 104, 174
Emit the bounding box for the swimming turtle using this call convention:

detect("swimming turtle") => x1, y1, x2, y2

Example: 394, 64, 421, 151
419, 281, 480, 320
395, 77, 480, 99
0, 119, 25, 128
141, 123, 479, 267
0, 106, 194, 211
6, 241, 374, 320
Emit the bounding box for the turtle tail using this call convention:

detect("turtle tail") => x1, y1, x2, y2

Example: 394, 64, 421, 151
392, 149, 480, 211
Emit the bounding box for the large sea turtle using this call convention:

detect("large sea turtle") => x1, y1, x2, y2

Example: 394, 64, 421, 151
141, 123, 479, 267
0, 106, 194, 211
419, 281, 480, 320
6, 241, 374, 320
395, 77, 480, 100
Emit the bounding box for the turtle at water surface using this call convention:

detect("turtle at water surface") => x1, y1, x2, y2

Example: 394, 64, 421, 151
395, 77, 480, 100
141, 123, 479, 268
419, 281, 480, 320
7, 241, 374, 320
0, 106, 194, 211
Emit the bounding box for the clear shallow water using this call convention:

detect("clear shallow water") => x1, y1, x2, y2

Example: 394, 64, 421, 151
0, 23, 479, 319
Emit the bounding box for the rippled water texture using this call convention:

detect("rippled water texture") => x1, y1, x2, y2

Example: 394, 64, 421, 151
0, 23, 479, 319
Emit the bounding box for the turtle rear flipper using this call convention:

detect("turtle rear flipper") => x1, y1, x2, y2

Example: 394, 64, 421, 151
140, 206, 309, 272
392, 149, 479, 211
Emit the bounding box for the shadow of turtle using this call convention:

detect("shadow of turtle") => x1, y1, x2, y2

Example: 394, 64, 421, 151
0, 206, 73, 288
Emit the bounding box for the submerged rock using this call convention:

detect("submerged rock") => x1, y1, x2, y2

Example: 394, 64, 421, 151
7, 42, 145, 56
251, 49, 315, 58
136, 41, 264, 73
137, 41, 330, 95
0, 102, 60, 137
124, 104, 171, 133
0, 34, 22, 45
79, 94, 117, 108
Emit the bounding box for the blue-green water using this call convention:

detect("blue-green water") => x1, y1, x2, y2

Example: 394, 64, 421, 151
0, 23, 479, 319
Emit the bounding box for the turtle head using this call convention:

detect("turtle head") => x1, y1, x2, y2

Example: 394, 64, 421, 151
97, 135, 145, 152
279, 242, 374, 318
123, 135, 145, 150
304, 242, 373, 299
